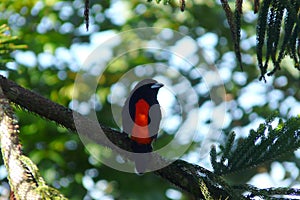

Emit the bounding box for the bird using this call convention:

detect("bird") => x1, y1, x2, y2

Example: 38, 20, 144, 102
122, 79, 163, 174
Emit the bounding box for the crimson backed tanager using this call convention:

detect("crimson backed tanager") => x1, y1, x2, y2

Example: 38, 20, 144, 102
122, 79, 163, 173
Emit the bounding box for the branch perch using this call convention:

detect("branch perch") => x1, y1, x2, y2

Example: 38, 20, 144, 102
0, 75, 234, 199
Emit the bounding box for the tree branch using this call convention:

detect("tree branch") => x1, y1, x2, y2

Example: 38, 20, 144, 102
0, 84, 67, 199
0, 75, 234, 199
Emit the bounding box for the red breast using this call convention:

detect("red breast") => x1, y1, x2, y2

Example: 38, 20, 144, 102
131, 99, 152, 144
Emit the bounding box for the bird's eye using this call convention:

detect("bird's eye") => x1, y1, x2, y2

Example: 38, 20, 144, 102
150, 83, 164, 89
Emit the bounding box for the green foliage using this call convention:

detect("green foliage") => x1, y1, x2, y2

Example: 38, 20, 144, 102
221, 0, 300, 80
0, 24, 26, 69
211, 114, 300, 175
257, 0, 300, 80
210, 115, 300, 198
147, 0, 171, 5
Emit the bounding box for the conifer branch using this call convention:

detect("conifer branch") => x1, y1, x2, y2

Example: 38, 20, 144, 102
84, 0, 89, 31
220, 0, 243, 70
220, 0, 300, 79
233, 184, 300, 199
256, 0, 300, 78
211, 114, 300, 176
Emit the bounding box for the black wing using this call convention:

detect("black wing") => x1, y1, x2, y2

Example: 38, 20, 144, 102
148, 103, 161, 139
122, 97, 135, 136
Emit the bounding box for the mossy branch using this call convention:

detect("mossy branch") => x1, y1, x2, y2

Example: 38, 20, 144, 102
0, 86, 67, 199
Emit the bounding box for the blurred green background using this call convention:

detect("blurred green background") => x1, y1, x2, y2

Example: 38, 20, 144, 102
0, 0, 300, 199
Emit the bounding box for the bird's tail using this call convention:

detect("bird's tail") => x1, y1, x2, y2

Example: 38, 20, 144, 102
131, 141, 152, 174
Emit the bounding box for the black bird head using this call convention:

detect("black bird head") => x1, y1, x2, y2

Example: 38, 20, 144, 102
130, 79, 164, 100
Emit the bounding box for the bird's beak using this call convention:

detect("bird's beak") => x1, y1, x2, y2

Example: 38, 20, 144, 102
151, 82, 164, 89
